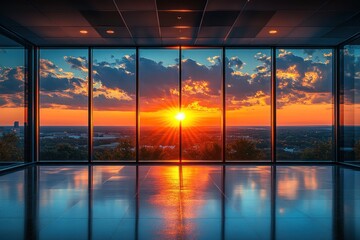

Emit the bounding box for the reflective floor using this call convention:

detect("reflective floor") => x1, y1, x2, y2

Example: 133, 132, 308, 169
0, 165, 359, 240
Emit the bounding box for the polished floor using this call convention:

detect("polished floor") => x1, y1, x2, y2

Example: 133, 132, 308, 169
0, 165, 359, 240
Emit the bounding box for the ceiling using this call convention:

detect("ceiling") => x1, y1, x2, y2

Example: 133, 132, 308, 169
0, 0, 359, 46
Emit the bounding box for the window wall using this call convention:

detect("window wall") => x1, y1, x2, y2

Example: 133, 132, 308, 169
39, 49, 88, 161
276, 49, 334, 161
225, 49, 271, 161
181, 48, 223, 161
92, 49, 136, 161
35, 47, 337, 162
340, 44, 360, 165
139, 48, 180, 161
0, 35, 27, 167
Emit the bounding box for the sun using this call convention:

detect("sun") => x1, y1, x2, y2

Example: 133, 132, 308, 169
175, 112, 186, 121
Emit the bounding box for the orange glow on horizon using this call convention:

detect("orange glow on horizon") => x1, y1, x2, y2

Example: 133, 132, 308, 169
0, 108, 25, 126
277, 103, 333, 126
1, 102, 344, 126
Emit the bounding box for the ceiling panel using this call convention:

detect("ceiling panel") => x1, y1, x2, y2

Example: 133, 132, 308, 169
156, 0, 206, 11
60, 26, 101, 38
320, 0, 360, 11
4, 26, 40, 40
234, 11, 275, 27
161, 37, 194, 45
256, 27, 293, 38
122, 11, 158, 27
81, 11, 125, 27
1, 5, 53, 27
339, 12, 360, 27
158, 11, 203, 27
33, 0, 117, 11
266, 10, 312, 27
228, 26, 264, 38
225, 38, 258, 45
113, 0, 156, 11
195, 38, 225, 45
348, 37, 360, 44
129, 27, 160, 38
94, 27, 131, 38
197, 26, 231, 38
202, 11, 239, 26
287, 27, 332, 38
135, 38, 162, 45
102, 38, 135, 45
27, 26, 67, 38
322, 26, 360, 38
206, 0, 247, 11
42, 11, 91, 27
161, 27, 198, 38
276, 37, 342, 46
35, 37, 108, 45
245, 0, 327, 11
300, 11, 357, 27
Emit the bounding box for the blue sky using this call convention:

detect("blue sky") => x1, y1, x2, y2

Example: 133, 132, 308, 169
0, 48, 24, 68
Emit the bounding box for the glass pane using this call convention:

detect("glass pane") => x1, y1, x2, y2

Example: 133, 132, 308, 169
225, 49, 271, 161
39, 49, 88, 161
92, 49, 136, 161
340, 45, 360, 164
276, 49, 333, 161
0, 47, 26, 166
181, 48, 222, 161
139, 48, 179, 161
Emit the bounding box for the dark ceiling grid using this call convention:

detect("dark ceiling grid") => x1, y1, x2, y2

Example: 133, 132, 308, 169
0, 0, 359, 46
156, 0, 207, 11
230, 11, 276, 39
223, 0, 251, 43
154, 0, 162, 45
283, 0, 337, 41
193, 0, 209, 45
321, 10, 360, 39
155, 0, 207, 45
112, 0, 136, 45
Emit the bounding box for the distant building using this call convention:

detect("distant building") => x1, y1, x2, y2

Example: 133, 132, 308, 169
14, 121, 19, 129
284, 147, 295, 153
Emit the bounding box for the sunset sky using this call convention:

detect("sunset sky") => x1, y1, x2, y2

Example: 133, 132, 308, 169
1, 47, 358, 126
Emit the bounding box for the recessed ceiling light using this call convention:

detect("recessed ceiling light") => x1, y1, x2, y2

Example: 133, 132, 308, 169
79, 30, 88, 34
106, 30, 115, 34
174, 26, 190, 29
269, 30, 278, 34
177, 16, 182, 20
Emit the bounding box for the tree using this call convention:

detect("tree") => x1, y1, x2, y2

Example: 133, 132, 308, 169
200, 142, 222, 160
227, 138, 265, 160
140, 146, 165, 160
95, 139, 135, 160
0, 132, 22, 161
301, 140, 332, 160
55, 143, 79, 160
41, 142, 87, 160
